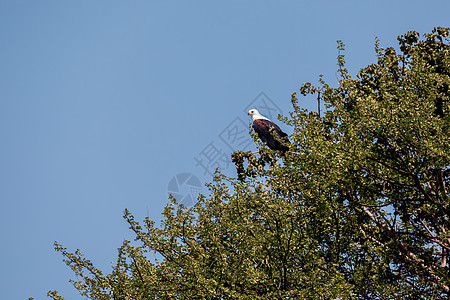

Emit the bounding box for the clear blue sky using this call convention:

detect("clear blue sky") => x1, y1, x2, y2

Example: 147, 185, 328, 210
1, 1, 448, 298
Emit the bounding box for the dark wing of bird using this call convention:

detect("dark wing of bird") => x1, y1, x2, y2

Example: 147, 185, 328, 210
252, 119, 290, 151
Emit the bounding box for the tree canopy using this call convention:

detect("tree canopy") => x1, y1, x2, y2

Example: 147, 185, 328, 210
50, 27, 450, 299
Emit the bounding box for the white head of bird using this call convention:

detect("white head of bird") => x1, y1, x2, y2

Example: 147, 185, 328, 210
248, 109, 270, 121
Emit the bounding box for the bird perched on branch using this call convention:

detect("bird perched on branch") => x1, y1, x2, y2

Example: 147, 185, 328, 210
248, 109, 290, 152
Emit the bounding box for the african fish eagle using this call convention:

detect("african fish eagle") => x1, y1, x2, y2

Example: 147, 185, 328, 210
248, 109, 290, 152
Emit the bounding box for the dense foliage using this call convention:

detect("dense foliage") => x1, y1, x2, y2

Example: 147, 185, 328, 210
51, 28, 449, 299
